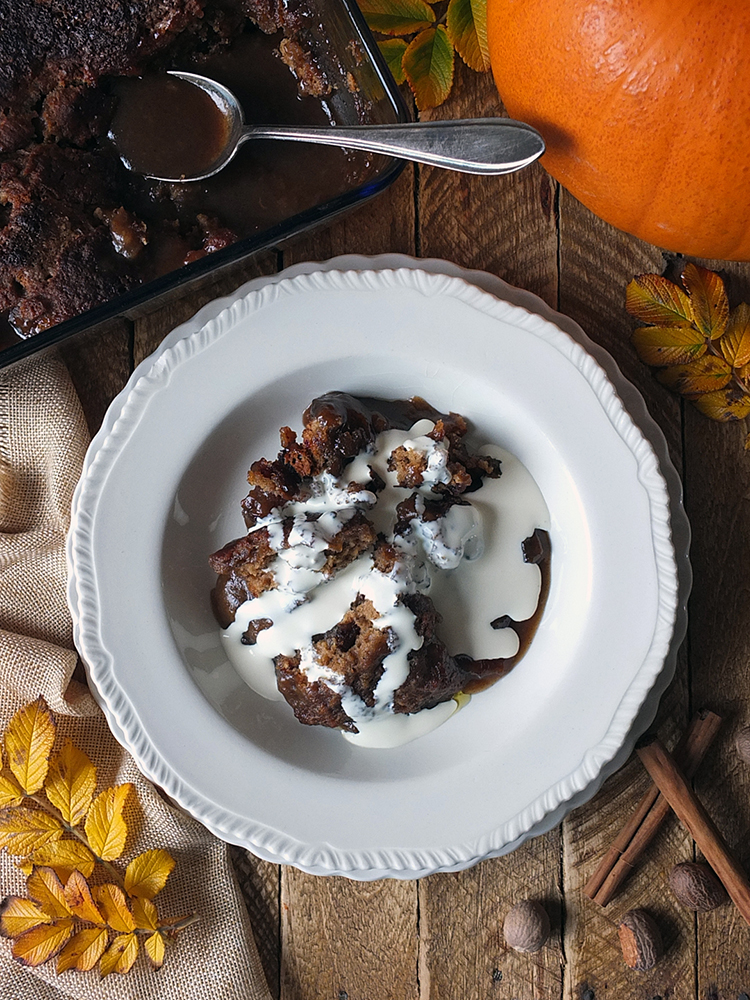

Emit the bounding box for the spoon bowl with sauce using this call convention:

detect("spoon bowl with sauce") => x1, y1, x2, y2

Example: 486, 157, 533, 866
111, 70, 545, 183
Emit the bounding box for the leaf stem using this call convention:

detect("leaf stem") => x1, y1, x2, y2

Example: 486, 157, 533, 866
159, 912, 200, 933
704, 335, 748, 395
27, 793, 123, 886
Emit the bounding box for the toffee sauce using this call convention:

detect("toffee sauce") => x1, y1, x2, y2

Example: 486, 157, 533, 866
458, 527, 551, 694
111, 74, 232, 179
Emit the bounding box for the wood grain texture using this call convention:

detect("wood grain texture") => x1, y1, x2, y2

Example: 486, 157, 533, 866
59, 318, 132, 434
637, 739, 750, 925
419, 62, 558, 308
561, 679, 695, 1000
132, 252, 279, 364
680, 257, 750, 994
230, 846, 281, 1000
419, 845, 563, 1000
281, 163, 416, 263
280, 870, 419, 1000
556, 189, 682, 465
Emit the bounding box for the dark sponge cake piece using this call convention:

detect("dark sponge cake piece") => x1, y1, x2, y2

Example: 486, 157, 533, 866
0, 0, 208, 336
210, 511, 377, 628
281, 392, 380, 478
275, 597, 395, 733
0, 145, 140, 335
0, 0, 207, 109
392, 595, 499, 714
274, 590, 501, 733
209, 526, 279, 628
388, 412, 501, 494
241, 458, 305, 529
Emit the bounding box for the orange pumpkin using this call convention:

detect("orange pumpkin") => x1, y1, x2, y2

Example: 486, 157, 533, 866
487, 0, 750, 261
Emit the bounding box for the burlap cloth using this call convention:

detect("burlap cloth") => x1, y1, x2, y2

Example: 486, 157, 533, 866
0, 354, 272, 1000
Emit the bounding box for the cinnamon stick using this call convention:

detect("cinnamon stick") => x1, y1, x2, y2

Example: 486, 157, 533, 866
637, 737, 750, 927
585, 709, 721, 905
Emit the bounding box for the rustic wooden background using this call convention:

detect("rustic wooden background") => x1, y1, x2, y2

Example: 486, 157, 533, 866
61, 62, 750, 1000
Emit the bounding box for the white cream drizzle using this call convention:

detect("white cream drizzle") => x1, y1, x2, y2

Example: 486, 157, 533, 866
221, 419, 550, 748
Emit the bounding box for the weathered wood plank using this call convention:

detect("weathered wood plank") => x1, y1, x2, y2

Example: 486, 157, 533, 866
681, 259, 750, 1000
230, 846, 281, 1000
280, 871, 419, 1000
59, 318, 133, 434
556, 189, 682, 464
419, 845, 563, 1000
415, 61, 562, 1000
281, 162, 416, 263
418, 63, 558, 307
562, 678, 694, 1000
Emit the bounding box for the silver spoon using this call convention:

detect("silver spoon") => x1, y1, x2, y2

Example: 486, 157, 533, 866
141, 70, 545, 182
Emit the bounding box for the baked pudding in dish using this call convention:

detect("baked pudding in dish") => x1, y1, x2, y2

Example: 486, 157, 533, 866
0, 0, 372, 344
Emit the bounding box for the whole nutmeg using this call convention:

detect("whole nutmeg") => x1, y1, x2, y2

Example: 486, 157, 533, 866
617, 909, 663, 971
736, 725, 750, 765
668, 861, 728, 911
503, 900, 550, 953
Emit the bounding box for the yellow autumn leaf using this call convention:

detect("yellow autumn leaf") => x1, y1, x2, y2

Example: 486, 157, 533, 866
144, 930, 166, 969
626, 274, 694, 328
45, 740, 96, 827
27, 866, 71, 920
0, 806, 64, 855
403, 25, 454, 111
29, 838, 96, 881
93, 884, 135, 933
11, 917, 74, 966
446, 0, 490, 72
84, 784, 133, 861
631, 325, 707, 366
719, 302, 750, 369
692, 386, 750, 421
100, 931, 139, 977
358, 0, 435, 36
378, 38, 408, 85
131, 896, 158, 932
64, 871, 105, 926
57, 926, 109, 973
0, 773, 24, 809
681, 262, 729, 339
3, 697, 56, 795
124, 849, 176, 900
0, 896, 52, 937
656, 355, 732, 397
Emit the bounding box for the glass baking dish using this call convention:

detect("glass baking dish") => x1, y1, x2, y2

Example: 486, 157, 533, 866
0, 0, 408, 370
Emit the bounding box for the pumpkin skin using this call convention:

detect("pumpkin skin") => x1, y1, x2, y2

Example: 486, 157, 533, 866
487, 0, 750, 261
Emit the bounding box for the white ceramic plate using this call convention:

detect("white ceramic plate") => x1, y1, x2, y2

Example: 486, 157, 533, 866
67, 257, 688, 879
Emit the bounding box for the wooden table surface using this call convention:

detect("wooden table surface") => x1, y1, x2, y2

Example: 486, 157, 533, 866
61, 62, 750, 1000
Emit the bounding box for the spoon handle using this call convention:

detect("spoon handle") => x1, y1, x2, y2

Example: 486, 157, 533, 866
241, 119, 545, 175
